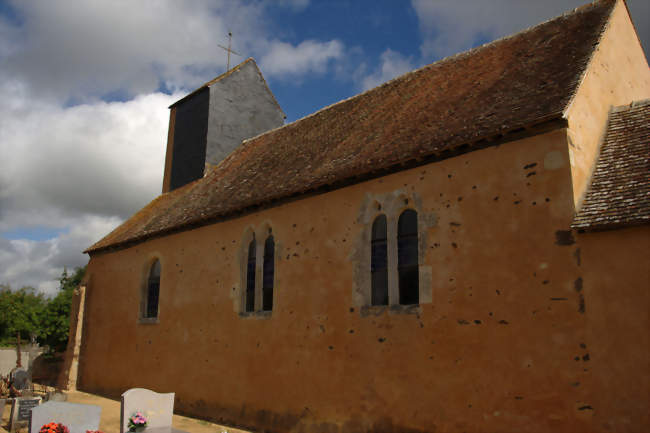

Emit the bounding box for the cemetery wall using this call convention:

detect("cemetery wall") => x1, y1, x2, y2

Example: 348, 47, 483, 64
0, 347, 42, 377
75, 128, 648, 432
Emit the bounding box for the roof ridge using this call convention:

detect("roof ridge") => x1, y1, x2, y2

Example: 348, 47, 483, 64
88, 0, 619, 253
612, 98, 650, 112
244, 0, 615, 145
563, 0, 618, 117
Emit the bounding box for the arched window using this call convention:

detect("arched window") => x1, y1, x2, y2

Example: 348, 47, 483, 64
245, 239, 256, 312
145, 259, 161, 318
371, 214, 388, 306
398, 209, 419, 305
262, 235, 275, 311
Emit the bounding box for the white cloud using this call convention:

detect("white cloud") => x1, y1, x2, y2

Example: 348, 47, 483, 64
411, 0, 595, 60
260, 39, 344, 77
360, 49, 414, 91
0, 216, 120, 295
411, 0, 647, 61
0, 0, 339, 102
0, 0, 351, 294
0, 82, 180, 229
0, 80, 180, 294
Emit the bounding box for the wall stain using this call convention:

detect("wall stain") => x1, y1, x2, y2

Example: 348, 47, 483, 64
574, 277, 583, 292
574, 248, 581, 266
555, 230, 575, 245
578, 294, 585, 314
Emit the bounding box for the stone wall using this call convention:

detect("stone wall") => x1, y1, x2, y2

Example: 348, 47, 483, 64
77, 128, 630, 432
0, 346, 43, 377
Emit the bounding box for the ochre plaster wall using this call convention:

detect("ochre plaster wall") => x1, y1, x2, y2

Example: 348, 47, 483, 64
565, 0, 650, 208
79, 128, 647, 432
579, 225, 649, 432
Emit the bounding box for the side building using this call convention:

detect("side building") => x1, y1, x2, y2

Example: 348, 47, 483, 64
75, 1, 649, 432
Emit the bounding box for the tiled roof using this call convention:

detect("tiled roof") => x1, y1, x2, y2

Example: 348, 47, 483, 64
572, 100, 650, 231
87, 0, 616, 254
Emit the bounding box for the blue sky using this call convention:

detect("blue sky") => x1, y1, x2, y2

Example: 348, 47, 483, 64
0, 0, 648, 294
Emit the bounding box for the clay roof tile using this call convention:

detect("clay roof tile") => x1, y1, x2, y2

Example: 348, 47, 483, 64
572, 99, 650, 231
87, 0, 617, 254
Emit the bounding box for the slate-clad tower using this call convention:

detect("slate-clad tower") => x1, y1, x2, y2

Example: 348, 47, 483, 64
162, 58, 285, 192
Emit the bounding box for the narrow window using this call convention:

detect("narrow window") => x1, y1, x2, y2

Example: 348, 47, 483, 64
245, 239, 256, 312
145, 259, 161, 318
398, 209, 419, 304
371, 214, 388, 305
262, 235, 274, 311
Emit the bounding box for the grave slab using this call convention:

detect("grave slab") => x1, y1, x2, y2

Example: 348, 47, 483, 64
29, 401, 101, 433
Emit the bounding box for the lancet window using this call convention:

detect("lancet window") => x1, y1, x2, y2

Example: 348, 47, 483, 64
245, 239, 256, 312
398, 209, 419, 305
371, 214, 389, 306
262, 235, 275, 311
144, 259, 161, 319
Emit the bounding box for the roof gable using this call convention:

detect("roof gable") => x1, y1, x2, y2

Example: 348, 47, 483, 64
88, 0, 617, 254
572, 99, 650, 231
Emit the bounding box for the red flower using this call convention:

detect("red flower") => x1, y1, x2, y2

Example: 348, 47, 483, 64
40, 423, 70, 433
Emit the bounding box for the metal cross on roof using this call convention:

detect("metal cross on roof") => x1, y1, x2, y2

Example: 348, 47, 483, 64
217, 32, 242, 72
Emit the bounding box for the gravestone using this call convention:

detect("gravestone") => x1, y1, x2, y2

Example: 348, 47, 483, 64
12, 367, 30, 390
121, 388, 174, 433
9, 396, 41, 432
29, 401, 101, 433
46, 391, 68, 402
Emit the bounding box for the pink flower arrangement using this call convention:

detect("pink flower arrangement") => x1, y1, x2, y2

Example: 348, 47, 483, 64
127, 411, 148, 431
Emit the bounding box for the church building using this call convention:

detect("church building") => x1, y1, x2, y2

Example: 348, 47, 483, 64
73, 1, 648, 431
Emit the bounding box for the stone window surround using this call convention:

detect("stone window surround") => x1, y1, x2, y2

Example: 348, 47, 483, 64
239, 222, 276, 318
138, 254, 163, 325
354, 190, 433, 314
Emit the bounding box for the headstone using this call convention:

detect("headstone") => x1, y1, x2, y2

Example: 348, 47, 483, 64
29, 401, 101, 433
46, 391, 68, 402
121, 388, 174, 433
12, 367, 30, 390
9, 396, 41, 432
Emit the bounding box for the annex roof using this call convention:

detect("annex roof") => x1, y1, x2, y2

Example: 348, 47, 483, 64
88, 0, 617, 254
572, 99, 650, 231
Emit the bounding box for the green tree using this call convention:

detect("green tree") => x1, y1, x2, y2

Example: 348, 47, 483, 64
0, 284, 46, 347
38, 266, 86, 352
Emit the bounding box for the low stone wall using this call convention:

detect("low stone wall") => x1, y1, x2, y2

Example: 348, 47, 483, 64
0, 345, 45, 378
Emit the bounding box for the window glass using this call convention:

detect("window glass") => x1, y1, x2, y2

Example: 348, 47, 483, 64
262, 236, 274, 311
245, 239, 256, 312
371, 214, 388, 306
398, 209, 419, 304
146, 260, 161, 318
